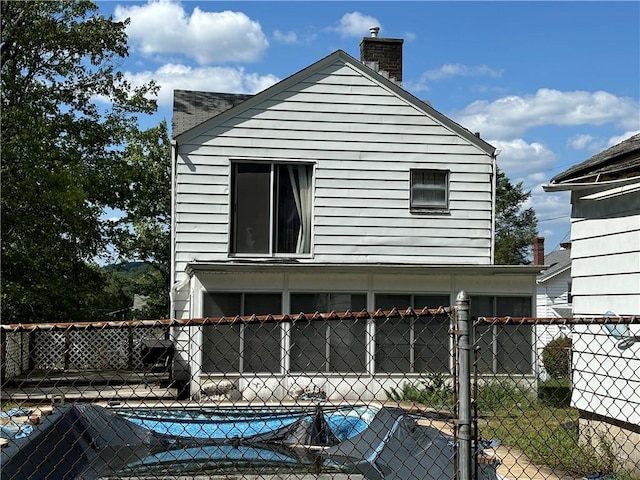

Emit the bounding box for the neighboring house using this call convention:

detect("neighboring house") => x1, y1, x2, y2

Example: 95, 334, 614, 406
544, 133, 640, 473
170, 29, 542, 401
534, 237, 572, 379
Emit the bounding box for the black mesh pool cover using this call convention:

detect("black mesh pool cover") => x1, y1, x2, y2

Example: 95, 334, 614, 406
1, 403, 162, 480
1, 404, 498, 480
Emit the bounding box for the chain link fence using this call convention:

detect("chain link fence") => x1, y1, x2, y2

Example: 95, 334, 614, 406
1, 297, 638, 480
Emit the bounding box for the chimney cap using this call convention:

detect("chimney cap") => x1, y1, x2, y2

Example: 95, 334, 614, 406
369, 26, 380, 37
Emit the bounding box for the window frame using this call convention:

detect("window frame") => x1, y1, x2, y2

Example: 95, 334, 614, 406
374, 293, 451, 373
289, 292, 368, 374
470, 295, 534, 374
409, 169, 450, 213
200, 292, 283, 374
230, 160, 313, 257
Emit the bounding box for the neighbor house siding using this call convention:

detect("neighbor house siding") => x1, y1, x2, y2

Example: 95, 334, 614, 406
570, 190, 640, 426
173, 61, 493, 282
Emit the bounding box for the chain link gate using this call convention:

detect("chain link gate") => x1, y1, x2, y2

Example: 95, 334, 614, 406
1, 298, 639, 479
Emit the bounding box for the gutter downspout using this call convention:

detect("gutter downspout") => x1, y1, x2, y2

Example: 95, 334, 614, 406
169, 139, 178, 320
490, 151, 499, 264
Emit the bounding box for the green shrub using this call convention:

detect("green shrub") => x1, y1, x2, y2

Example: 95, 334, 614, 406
384, 373, 454, 408
476, 380, 533, 412
538, 377, 571, 407
541, 336, 572, 378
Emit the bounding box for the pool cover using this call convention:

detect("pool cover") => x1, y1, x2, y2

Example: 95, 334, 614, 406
321, 407, 498, 480
1, 404, 498, 480
1, 403, 163, 480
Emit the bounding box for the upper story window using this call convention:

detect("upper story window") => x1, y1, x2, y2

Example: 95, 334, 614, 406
231, 162, 312, 255
410, 169, 449, 212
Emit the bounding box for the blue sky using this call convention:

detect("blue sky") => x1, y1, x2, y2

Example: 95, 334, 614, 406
99, 1, 640, 253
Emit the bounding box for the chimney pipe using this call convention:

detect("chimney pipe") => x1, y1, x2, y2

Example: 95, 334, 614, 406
370, 26, 380, 37
533, 237, 545, 265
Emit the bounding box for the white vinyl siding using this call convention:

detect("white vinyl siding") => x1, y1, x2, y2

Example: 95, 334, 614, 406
173, 60, 493, 278
569, 190, 640, 426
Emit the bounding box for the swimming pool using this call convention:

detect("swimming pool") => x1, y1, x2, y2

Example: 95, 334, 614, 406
111, 404, 378, 477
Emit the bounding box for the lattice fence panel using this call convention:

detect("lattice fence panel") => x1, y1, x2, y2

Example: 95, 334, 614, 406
2, 331, 28, 379
32, 330, 65, 370
68, 329, 129, 370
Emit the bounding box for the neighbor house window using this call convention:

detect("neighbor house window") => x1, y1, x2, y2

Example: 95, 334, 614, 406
374, 294, 451, 373
471, 296, 533, 374
201, 292, 282, 373
289, 293, 367, 373
231, 162, 312, 255
410, 169, 449, 211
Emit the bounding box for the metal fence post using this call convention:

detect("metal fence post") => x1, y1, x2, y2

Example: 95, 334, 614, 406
456, 290, 472, 480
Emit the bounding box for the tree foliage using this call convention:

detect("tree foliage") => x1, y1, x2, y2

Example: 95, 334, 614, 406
494, 167, 538, 264
112, 121, 171, 319
541, 336, 572, 379
1, 0, 157, 323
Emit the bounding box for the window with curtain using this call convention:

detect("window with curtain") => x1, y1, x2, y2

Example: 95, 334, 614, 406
470, 295, 533, 374
201, 292, 282, 373
231, 162, 312, 255
374, 294, 451, 373
289, 293, 367, 373
410, 169, 449, 212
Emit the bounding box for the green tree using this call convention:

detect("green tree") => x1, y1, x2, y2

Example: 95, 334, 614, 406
1, 0, 157, 323
112, 121, 172, 319
494, 167, 538, 264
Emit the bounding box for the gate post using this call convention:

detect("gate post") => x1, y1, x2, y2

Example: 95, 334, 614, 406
456, 290, 472, 480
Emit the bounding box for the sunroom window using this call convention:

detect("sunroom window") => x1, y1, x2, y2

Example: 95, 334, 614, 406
374, 294, 451, 373
289, 293, 367, 373
471, 295, 533, 374
201, 292, 282, 374
231, 162, 312, 255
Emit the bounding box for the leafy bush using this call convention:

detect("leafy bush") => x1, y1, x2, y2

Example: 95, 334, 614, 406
384, 373, 454, 408
538, 377, 571, 407
541, 336, 572, 378
476, 380, 533, 411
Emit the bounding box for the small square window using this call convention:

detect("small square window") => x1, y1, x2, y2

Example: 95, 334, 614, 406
410, 169, 449, 212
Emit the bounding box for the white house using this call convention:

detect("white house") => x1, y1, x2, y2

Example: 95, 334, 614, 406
534, 237, 572, 378
169, 30, 542, 401
544, 133, 640, 473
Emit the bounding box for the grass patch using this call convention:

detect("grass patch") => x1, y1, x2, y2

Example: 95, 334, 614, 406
386, 378, 633, 479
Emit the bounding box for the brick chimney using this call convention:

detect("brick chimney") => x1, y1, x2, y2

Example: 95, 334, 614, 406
360, 26, 403, 85
533, 237, 545, 265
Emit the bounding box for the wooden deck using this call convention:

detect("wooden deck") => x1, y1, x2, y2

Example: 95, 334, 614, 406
1, 370, 178, 405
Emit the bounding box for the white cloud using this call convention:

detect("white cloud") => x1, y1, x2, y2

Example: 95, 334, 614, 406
453, 89, 640, 140
273, 30, 299, 44
607, 130, 640, 147
114, 0, 268, 64
408, 64, 502, 92
125, 64, 280, 106
567, 134, 597, 151
423, 64, 503, 81
493, 138, 556, 180
333, 12, 381, 38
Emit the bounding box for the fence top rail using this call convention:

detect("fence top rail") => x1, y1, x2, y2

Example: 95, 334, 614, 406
0, 306, 452, 332
475, 315, 639, 325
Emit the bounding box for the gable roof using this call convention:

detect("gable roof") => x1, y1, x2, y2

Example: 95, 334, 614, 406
548, 133, 640, 186
537, 247, 571, 283
172, 90, 253, 137
171, 49, 496, 156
